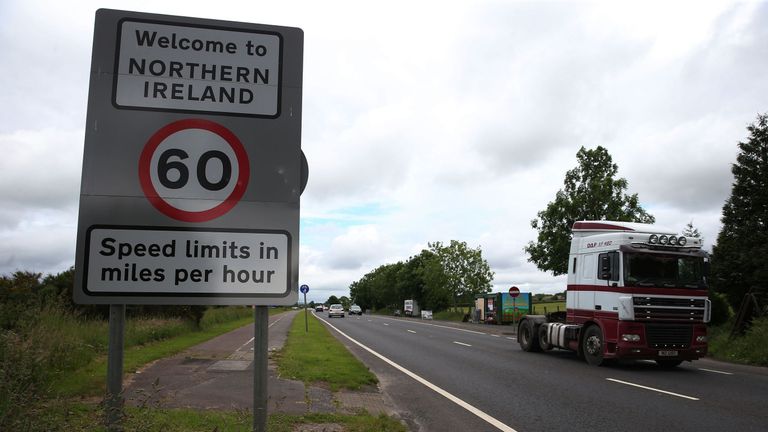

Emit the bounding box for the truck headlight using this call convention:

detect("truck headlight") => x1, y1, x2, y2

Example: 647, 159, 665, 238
622, 334, 641, 342
696, 335, 708, 343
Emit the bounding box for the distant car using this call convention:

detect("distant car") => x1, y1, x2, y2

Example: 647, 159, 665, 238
349, 305, 362, 315
327, 304, 345, 318
315, 305, 324, 312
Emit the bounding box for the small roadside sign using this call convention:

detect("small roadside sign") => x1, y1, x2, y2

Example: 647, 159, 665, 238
300, 284, 309, 294
509, 286, 520, 298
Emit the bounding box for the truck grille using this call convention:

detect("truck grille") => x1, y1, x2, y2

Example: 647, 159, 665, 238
645, 324, 692, 349
633, 296, 706, 322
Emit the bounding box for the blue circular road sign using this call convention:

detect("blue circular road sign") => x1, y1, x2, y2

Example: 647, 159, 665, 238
299, 284, 309, 294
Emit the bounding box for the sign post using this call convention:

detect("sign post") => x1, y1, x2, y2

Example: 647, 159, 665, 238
300, 284, 309, 332
105, 305, 125, 431
253, 306, 268, 432
509, 286, 520, 330
74, 9, 303, 431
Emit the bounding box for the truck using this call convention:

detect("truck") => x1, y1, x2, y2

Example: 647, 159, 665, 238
518, 220, 711, 368
404, 299, 420, 317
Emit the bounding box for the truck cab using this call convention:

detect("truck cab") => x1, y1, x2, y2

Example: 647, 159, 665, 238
519, 221, 711, 367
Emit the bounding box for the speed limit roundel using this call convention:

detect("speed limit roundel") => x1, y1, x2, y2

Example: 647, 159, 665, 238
139, 119, 250, 222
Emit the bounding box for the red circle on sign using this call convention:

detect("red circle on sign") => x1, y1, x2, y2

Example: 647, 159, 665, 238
509, 286, 520, 297
139, 119, 250, 223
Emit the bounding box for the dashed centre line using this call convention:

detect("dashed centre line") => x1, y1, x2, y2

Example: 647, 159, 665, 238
453, 341, 472, 347
698, 368, 734, 375
606, 378, 700, 401
407, 330, 417, 333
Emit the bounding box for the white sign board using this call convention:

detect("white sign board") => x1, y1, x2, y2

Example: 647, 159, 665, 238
115, 20, 281, 116
85, 227, 289, 297
74, 9, 303, 305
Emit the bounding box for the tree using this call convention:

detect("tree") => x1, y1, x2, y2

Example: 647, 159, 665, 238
711, 113, 768, 309
428, 240, 494, 307
525, 146, 655, 275
347, 243, 493, 312
339, 296, 351, 309
326, 295, 340, 305
682, 221, 702, 242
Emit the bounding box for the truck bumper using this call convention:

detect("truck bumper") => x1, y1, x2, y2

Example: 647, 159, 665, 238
608, 322, 708, 361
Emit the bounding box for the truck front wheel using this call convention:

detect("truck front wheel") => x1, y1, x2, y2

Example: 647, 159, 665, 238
582, 325, 604, 366
519, 319, 541, 352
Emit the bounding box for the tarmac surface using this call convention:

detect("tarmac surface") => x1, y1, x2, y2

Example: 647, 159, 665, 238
125, 310, 767, 432
124, 309, 398, 417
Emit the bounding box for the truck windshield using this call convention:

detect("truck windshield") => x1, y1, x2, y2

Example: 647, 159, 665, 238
623, 253, 706, 289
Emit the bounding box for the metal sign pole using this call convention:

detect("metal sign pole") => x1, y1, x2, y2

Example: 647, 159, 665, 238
513, 297, 517, 330
106, 304, 125, 431
253, 306, 269, 432
304, 292, 308, 332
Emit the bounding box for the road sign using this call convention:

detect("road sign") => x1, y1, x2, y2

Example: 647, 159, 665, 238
139, 118, 250, 222
509, 286, 520, 298
299, 284, 309, 294
74, 9, 303, 305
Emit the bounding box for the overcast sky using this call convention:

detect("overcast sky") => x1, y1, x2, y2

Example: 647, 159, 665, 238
1, 0, 766, 303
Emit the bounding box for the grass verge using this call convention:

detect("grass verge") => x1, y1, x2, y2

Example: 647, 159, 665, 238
274, 313, 378, 391
53, 314, 255, 397
707, 316, 768, 366
52, 307, 292, 397
38, 403, 406, 432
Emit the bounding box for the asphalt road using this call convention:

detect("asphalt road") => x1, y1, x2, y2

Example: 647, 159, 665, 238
316, 313, 768, 432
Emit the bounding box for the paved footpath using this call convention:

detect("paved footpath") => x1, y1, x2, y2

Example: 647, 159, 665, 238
124, 309, 397, 416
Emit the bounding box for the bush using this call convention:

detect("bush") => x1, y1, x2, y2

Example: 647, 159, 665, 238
708, 316, 768, 366
709, 291, 733, 326
432, 310, 466, 321
0, 330, 49, 430
200, 306, 252, 329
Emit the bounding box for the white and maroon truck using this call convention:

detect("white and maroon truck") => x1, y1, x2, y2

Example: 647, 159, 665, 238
518, 220, 711, 367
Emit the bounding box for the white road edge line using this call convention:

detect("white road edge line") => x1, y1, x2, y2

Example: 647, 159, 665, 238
453, 341, 472, 347
698, 368, 734, 375
506, 337, 516, 340
606, 378, 700, 401
407, 330, 417, 333
236, 313, 287, 352
317, 315, 518, 432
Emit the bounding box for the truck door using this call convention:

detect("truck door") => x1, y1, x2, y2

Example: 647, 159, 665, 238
579, 253, 596, 312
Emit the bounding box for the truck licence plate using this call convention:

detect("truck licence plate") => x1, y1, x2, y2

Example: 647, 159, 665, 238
658, 350, 678, 357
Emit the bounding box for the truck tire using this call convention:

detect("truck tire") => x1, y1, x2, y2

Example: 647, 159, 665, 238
538, 324, 552, 351
519, 319, 541, 352
582, 325, 604, 366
